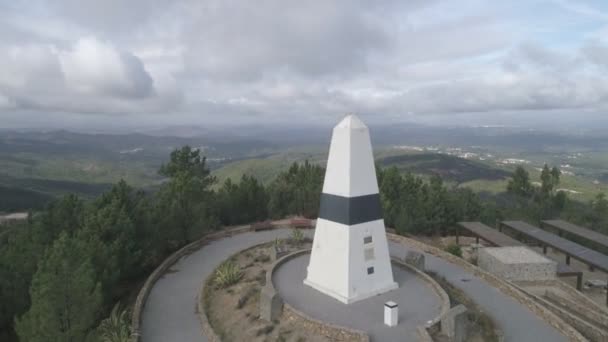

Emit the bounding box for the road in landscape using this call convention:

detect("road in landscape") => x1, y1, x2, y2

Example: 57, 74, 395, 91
141, 228, 568, 342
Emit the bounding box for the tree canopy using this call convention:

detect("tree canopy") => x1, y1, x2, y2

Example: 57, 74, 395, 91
2, 148, 608, 342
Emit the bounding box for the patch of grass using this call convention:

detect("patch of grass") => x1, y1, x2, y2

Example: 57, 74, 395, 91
445, 243, 463, 258
273, 237, 285, 248
290, 228, 304, 246
214, 260, 243, 289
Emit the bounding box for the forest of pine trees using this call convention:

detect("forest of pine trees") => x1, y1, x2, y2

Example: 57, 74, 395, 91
0, 147, 607, 341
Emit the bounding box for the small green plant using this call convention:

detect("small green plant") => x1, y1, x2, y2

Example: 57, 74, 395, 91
290, 228, 304, 245
98, 303, 131, 342
214, 260, 243, 288
445, 243, 463, 258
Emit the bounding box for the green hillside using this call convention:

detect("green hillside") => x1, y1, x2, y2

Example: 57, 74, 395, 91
377, 153, 510, 183
211, 151, 326, 186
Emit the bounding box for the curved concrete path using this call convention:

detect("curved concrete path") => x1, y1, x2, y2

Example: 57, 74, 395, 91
141, 229, 568, 342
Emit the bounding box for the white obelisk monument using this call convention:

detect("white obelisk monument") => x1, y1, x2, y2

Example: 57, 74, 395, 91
304, 114, 397, 304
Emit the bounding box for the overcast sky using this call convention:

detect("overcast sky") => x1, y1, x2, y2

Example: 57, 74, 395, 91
1, 0, 608, 131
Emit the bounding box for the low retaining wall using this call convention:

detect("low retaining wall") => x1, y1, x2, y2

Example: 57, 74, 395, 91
130, 224, 251, 342
535, 292, 608, 342
392, 256, 451, 341
417, 326, 434, 342
545, 290, 608, 328
516, 279, 608, 318
388, 233, 588, 342
514, 285, 607, 342
197, 242, 267, 341
283, 303, 370, 342
197, 245, 369, 342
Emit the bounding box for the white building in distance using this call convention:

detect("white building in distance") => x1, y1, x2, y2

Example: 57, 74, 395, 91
304, 114, 397, 304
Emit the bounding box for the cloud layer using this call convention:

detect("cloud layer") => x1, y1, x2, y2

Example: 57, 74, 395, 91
1, 0, 608, 127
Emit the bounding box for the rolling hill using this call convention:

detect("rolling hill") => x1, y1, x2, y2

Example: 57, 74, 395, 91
377, 153, 510, 184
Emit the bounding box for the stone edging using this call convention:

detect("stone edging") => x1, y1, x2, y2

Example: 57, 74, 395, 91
515, 279, 608, 316
266, 248, 311, 287
388, 233, 588, 342
270, 249, 370, 342
130, 224, 251, 342
391, 257, 451, 340
392, 257, 451, 316
197, 242, 265, 342
196, 244, 370, 342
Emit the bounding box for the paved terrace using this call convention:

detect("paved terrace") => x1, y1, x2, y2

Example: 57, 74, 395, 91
141, 228, 567, 342
274, 255, 442, 341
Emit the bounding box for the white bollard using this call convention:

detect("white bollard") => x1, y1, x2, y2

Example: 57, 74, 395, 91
384, 301, 398, 327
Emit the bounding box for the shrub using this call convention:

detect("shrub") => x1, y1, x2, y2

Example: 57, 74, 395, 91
445, 244, 463, 258
214, 261, 243, 288
290, 229, 304, 245
98, 304, 131, 342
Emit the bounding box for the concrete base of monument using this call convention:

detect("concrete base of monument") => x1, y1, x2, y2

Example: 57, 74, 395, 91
275, 254, 442, 342
303, 278, 398, 304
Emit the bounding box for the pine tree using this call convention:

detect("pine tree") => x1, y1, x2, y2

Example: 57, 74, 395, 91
157, 146, 218, 244
507, 166, 533, 197
378, 166, 404, 227
16, 233, 102, 342
540, 164, 553, 197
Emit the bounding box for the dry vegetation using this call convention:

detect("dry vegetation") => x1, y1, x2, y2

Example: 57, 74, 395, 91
203, 238, 338, 342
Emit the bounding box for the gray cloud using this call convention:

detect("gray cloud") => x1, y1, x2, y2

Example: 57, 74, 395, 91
0, 37, 179, 114
1, 0, 608, 128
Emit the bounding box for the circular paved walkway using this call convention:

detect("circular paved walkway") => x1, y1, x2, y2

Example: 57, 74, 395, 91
274, 254, 442, 341
141, 228, 568, 342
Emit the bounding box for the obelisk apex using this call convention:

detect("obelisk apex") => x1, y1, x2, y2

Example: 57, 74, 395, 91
304, 114, 397, 304
322, 114, 379, 198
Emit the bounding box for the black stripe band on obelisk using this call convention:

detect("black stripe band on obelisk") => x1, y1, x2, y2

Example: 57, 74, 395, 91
318, 193, 383, 226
